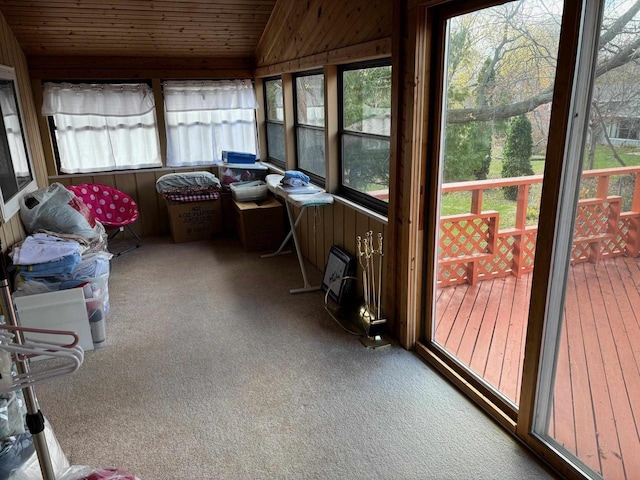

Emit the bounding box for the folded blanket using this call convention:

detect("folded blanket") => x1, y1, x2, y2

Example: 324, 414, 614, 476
156, 171, 221, 193
283, 170, 310, 184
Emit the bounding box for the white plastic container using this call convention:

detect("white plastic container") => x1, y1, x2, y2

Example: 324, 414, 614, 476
217, 163, 269, 187
230, 180, 268, 202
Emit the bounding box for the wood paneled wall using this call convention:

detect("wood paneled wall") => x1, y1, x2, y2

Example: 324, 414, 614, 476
256, 0, 393, 68
0, 12, 48, 253
291, 201, 389, 316
255, 0, 396, 336
392, 2, 425, 348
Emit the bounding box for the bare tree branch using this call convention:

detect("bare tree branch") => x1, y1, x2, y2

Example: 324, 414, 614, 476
598, 0, 640, 50
448, 11, 640, 124
595, 35, 640, 76
448, 87, 554, 123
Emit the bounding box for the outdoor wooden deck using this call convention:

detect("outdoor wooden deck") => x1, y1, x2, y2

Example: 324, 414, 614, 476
435, 255, 640, 480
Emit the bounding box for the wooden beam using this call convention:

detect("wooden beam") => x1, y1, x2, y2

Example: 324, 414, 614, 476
28, 55, 255, 79
254, 38, 391, 77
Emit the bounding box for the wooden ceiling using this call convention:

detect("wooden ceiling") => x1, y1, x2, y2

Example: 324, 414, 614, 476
0, 0, 278, 59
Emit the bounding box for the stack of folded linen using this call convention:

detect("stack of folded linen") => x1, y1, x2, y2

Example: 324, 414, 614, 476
10, 233, 84, 281
155, 171, 222, 202
10, 233, 113, 316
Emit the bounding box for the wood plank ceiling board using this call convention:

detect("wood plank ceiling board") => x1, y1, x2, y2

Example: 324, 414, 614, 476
255, 0, 392, 68
0, 0, 278, 58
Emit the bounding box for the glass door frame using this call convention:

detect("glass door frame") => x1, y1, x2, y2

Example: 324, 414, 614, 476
412, 0, 601, 477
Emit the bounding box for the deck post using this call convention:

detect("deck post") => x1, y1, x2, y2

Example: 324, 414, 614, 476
596, 175, 610, 199
512, 184, 530, 277
627, 176, 640, 256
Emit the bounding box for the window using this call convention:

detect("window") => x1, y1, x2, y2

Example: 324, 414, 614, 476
163, 80, 259, 167
339, 61, 391, 213
0, 65, 37, 221
264, 77, 285, 168
43, 82, 162, 174
294, 72, 325, 183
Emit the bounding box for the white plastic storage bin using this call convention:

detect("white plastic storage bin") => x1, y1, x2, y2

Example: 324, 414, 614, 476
13, 288, 95, 356
230, 180, 268, 202
217, 163, 269, 188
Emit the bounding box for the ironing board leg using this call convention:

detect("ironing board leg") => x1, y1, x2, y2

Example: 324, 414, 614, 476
260, 198, 304, 258
283, 200, 320, 294
260, 230, 293, 258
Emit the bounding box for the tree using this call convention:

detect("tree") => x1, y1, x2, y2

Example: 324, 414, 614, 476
443, 121, 492, 182
502, 115, 534, 200
341, 65, 392, 193
442, 50, 494, 182
445, 0, 640, 125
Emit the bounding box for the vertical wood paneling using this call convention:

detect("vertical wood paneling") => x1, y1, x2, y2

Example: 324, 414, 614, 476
135, 172, 162, 236
343, 206, 357, 258
332, 202, 345, 249
256, 0, 392, 68
391, 1, 424, 347
355, 214, 370, 299
0, 12, 47, 252
322, 202, 333, 268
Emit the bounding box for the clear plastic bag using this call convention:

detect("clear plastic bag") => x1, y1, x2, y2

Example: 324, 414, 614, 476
7, 419, 70, 480
19, 183, 101, 239
58, 466, 141, 480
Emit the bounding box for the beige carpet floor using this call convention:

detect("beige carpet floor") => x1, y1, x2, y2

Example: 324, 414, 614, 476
33, 236, 558, 479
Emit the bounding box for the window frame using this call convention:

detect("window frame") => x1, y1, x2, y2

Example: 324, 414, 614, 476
293, 69, 326, 187
338, 58, 392, 216
263, 76, 286, 169
161, 78, 259, 168
46, 79, 161, 175
0, 65, 38, 221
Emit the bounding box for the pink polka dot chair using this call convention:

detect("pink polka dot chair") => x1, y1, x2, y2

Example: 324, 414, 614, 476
67, 183, 142, 256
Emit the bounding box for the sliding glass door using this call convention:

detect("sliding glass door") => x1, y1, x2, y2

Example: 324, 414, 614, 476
429, 0, 564, 410
531, 2, 640, 478
421, 0, 640, 478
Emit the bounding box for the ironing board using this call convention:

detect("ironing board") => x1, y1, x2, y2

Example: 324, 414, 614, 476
262, 174, 334, 294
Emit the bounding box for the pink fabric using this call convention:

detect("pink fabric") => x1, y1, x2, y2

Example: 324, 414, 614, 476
67, 184, 139, 229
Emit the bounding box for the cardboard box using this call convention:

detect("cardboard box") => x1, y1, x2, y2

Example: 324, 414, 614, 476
166, 199, 223, 243
233, 197, 284, 251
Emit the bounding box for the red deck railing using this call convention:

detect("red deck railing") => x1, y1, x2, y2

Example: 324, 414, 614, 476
438, 166, 640, 286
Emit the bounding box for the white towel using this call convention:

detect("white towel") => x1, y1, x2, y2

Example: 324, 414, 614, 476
10, 233, 83, 265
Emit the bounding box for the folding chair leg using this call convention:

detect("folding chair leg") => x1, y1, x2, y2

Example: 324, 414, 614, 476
108, 225, 142, 256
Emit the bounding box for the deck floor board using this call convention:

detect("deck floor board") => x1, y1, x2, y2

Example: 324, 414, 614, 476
435, 256, 640, 479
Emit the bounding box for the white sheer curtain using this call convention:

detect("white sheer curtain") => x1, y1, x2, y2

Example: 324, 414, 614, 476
163, 80, 259, 167
0, 81, 29, 177
42, 83, 162, 174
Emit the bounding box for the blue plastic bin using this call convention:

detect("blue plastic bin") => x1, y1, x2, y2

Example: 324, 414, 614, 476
222, 151, 256, 164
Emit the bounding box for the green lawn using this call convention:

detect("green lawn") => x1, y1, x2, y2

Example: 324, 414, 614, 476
440, 145, 640, 229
